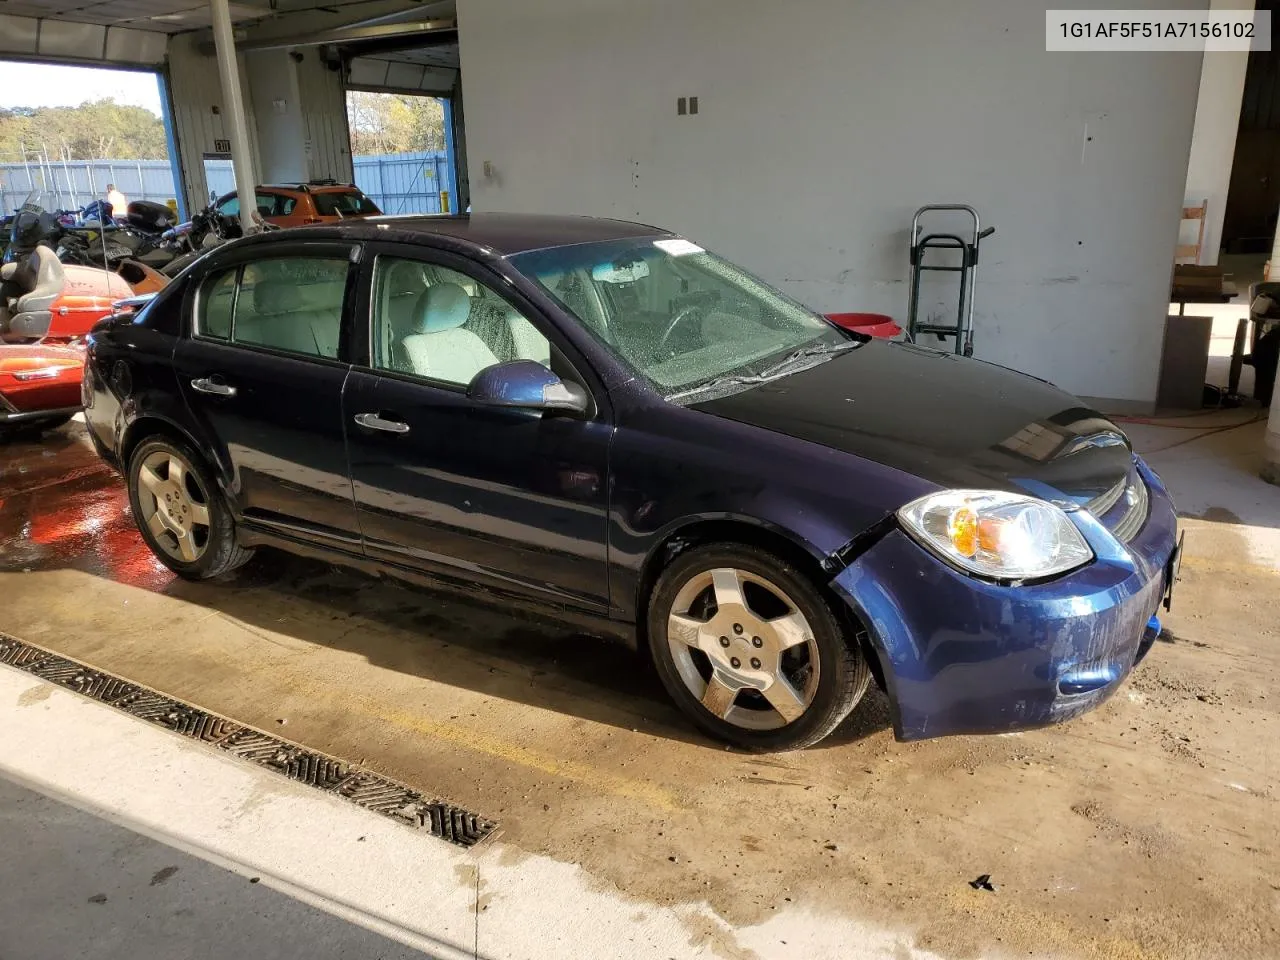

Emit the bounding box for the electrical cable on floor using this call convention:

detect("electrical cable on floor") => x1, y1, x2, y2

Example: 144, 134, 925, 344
1142, 415, 1269, 454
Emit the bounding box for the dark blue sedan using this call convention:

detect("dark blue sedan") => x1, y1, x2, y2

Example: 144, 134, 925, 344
83, 214, 1180, 750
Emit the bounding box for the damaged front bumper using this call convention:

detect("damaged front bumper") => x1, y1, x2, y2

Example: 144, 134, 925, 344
831, 462, 1179, 741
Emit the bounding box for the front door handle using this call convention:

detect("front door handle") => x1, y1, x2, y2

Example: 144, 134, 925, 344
354, 412, 410, 434
191, 377, 236, 397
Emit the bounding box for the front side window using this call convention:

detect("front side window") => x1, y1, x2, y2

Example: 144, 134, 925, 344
510, 238, 854, 400
369, 256, 550, 387
197, 257, 349, 359
217, 194, 239, 217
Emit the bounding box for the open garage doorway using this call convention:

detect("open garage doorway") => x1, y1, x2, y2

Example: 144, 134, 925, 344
343, 37, 466, 216
0, 59, 184, 220
344, 90, 458, 214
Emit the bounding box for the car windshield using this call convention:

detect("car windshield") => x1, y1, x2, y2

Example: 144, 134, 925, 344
509, 237, 854, 399
313, 190, 380, 217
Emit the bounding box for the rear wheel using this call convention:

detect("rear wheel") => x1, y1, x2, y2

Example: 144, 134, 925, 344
647, 544, 871, 751
127, 437, 253, 579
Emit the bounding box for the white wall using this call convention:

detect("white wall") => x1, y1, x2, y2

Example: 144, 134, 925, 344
457, 0, 1205, 404
167, 33, 262, 210
1182, 0, 1253, 265
167, 36, 352, 210
246, 50, 309, 184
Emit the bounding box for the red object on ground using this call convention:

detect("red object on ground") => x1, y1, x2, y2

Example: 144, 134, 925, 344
825, 312, 902, 339
0, 344, 84, 420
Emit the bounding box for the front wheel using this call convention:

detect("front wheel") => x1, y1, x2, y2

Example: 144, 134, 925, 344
647, 544, 871, 751
127, 437, 253, 579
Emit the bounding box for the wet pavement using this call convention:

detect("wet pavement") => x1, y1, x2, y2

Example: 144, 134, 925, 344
2, 420, 1278, 959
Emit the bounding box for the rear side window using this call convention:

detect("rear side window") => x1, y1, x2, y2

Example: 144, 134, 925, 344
196, 257, 350, 360
313, 191, 380, 217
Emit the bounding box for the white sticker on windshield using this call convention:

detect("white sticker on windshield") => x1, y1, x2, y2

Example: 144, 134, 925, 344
653, 238, 705, 257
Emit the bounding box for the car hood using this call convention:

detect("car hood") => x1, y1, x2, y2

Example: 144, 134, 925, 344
688, 340, 1133, 508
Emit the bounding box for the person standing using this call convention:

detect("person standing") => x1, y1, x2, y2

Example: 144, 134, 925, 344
104, 183, 127, 218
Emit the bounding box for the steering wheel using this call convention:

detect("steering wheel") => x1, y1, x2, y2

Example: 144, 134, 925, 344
657, 303, 705, 352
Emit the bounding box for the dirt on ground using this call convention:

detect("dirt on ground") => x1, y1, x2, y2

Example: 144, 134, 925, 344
0, 425, 1277, 959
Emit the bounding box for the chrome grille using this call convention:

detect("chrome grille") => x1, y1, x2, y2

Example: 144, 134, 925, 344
1086, 466, 1149, 544
1111, 476, 1149, 542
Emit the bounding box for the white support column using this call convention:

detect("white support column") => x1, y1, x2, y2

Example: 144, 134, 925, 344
210, 0, 258, 235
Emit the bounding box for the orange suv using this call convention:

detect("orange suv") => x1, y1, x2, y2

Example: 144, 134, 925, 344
213, 180, 381, 228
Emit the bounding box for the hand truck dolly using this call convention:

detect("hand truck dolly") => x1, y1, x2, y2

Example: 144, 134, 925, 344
905, 204, 994, 357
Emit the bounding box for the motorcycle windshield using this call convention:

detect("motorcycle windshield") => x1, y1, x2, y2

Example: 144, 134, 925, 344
8, 191, 58, 257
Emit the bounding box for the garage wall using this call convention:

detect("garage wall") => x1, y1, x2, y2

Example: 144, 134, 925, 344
167, 33, 263, 209
294, 50, 354, 183
456, 0, 1205, 404
246, 50, 309, 184
167, 37, 352, 210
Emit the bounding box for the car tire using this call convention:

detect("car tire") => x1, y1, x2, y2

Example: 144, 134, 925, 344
127, 436, 253, 580
647, 543, 871, 751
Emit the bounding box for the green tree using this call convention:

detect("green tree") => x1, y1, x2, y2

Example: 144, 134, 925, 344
0, 99, 167, 162
346, 91, 445, 155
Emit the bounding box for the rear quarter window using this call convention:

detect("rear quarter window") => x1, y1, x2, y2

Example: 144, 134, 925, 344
313, 191, 380, 217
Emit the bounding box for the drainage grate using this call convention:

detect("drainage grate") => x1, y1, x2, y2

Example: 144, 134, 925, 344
0, 632, 497, 848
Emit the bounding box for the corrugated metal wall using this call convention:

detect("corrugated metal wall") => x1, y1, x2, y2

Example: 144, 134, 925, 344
297, 53, 354, 183
165, 32, 263, 214
165, 36, 352, 211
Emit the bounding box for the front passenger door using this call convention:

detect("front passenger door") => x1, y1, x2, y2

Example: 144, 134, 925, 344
343, 248, 613, 613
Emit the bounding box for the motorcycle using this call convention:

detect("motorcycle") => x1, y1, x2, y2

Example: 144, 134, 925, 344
157, 200, 263, 278
0, 192, 139, 345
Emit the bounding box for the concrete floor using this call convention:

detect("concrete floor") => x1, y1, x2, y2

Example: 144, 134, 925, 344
0, 415, 1277, 959
0, 776, 431, 960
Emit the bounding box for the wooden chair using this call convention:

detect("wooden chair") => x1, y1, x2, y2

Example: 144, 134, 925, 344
1176, 199, 1208, 265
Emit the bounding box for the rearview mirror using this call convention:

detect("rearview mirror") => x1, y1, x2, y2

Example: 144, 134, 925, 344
467, 360, 590, 416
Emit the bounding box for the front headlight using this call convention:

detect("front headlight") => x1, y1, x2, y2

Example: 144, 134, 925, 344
898, 490, 1093, 581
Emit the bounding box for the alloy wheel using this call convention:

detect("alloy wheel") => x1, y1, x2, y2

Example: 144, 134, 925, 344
666, 567, 820, 730
135, 449, 212, 563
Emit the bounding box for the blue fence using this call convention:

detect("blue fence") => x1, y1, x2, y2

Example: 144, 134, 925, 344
0, 158, 178, 215
2, 150, 454, 217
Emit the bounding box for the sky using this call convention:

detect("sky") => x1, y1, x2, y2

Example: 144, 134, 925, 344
0, 62, 163, 116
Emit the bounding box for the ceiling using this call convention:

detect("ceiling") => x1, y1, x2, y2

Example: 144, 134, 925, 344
0, 0, 451, 35
0, 0, 273, 33
369, 42, 457, 69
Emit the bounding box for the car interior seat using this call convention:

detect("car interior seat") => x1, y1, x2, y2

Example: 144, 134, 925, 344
237, 279, 340, 359
379, 260, 430, 373
0, 245, 64, 342
401, 282, 499, 384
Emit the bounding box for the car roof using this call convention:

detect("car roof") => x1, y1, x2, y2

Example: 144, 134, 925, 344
243, 213, 674, 257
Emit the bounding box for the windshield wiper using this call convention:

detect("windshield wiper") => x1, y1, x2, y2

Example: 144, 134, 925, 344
757, 339, 860, 378
666, 373, 773, 402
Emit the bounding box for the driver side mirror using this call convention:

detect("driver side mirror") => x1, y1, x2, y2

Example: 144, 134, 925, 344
467, 360, 590, 417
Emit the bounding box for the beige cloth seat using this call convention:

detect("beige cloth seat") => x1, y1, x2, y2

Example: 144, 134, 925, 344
236, 279, 341, 358
401, 282, 500, 384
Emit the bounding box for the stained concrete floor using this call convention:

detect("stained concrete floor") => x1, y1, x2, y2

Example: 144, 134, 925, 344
0, 414, 1277, 959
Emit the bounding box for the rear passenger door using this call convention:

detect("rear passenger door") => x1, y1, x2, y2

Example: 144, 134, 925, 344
173, 242, 363, 548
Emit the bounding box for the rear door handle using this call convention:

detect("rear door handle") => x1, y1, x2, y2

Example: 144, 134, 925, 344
354, 412, 410, 434
191, 377, 236, 397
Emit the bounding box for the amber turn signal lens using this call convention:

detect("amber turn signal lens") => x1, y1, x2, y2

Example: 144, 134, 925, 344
947, 506, 979, 557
